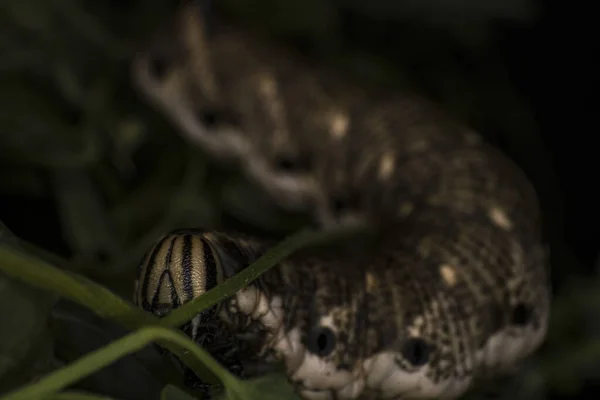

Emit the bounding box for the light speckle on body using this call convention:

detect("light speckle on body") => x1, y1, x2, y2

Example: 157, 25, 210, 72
407, 316, 425, 337
439, 264, 459, 287
258, 73, 288, 139
488, 207, 513, 230
365, 271, 378, 293
259, 74, 277, 96
329, 111, 350, 139
378, 152, 396, 181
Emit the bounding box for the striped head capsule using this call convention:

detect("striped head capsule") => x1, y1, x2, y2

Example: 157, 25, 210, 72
133, 228, 231, 340
133, 228, 264, 338
133, 228, 267, 388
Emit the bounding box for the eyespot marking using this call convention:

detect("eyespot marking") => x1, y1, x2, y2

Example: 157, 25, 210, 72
307, 326, 337, 357
401, 337, 432, 367
330, 190, 361, 218
274, 150, 313, 173
195, 106, 241, 129
511, 303, 533, 326
148, 52, 170, 80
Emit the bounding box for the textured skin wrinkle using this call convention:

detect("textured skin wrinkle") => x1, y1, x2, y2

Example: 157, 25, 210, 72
132, 3, 551, 400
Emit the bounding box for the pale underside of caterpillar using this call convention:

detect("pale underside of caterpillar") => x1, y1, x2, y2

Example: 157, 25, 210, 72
131, 1, 551, 399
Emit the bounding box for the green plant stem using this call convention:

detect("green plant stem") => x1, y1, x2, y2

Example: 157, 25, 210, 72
0, 244, 218, 384
0, 244, 154, 329
43, 391, 116, 399
0, 327, 238, 400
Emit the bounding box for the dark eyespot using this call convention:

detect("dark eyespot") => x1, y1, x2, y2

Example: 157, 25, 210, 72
332, 197, 347, 213
401, 337, 431, 366
196, 107, 240, 129
274, 151, 313, 173
147, 52, 171, 80
331, 192, 360, 216
199, 109, 218, 127
307, 326, 336, 357
511, 303, 532, 326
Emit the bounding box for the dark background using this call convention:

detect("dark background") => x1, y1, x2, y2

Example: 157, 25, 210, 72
0, 0, 597, 399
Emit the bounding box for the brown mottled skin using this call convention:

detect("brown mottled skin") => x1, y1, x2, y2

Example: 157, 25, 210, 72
132, 2, 550, 399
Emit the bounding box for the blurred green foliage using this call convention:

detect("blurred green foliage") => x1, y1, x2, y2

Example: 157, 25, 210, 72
0, 0, 597, 399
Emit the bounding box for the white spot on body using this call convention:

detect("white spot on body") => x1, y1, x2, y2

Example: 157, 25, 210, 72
235, 285, 283, 332
190, 314, 202, 340
292, 351, 356, 394
362, 352, 471, 399
488, 207, 513, 230
475, 318, 548, 374
378, 152, 396, 181
258, 73, 288, 140
407, 316, 425, 337
292, 315, 355, 392
328, 112, 350, 140
221, 283, 522, 400
414, 316, 425, 328
365, 271, 378, 293
439, 264, 459, 287
259, 74, 277, 96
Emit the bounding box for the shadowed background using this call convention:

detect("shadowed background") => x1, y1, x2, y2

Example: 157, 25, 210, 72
0, 0, 596, 399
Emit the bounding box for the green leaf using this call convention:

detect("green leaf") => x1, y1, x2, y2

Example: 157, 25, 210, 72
0, 223, 57, 392
43, 391, 117, 400
51, 302, 168, 399
0, 327, 234, 400
0, 244, 218, 385
0, 243, 150, 328
161, 385, 199, 400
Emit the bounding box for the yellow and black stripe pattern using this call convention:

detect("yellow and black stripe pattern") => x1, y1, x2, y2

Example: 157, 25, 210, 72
134, 229, 227, 320
134, 229, 265, 326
